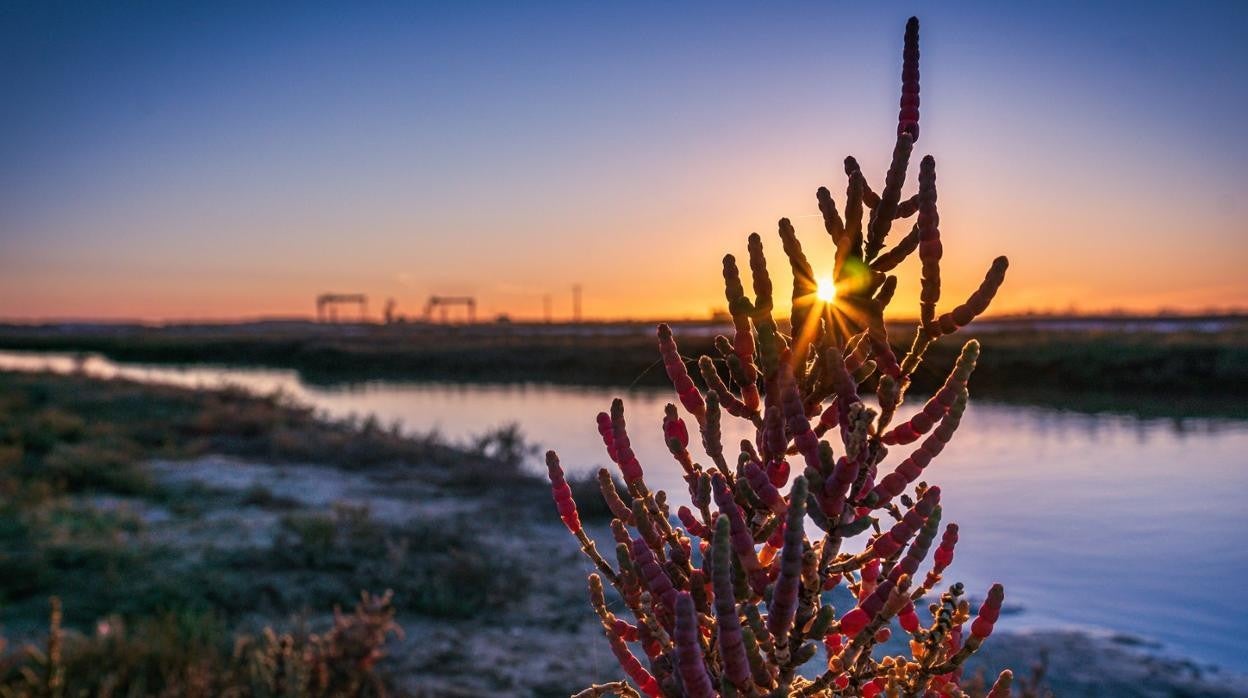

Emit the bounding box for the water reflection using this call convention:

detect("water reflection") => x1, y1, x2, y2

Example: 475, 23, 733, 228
2, 350, 1246, 672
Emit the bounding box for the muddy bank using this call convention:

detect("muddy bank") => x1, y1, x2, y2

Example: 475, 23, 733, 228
126, 455, 1248, 697
967, 630, 1248, 698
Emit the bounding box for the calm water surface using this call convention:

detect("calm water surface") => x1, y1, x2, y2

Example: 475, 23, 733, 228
2, 350, 1245, 672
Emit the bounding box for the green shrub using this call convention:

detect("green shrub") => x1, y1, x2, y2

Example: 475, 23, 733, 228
40, 442, 152, 495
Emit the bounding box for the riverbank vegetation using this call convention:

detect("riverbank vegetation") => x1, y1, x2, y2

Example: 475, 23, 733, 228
0, 371, 546, 695
1, 317, 1245, 404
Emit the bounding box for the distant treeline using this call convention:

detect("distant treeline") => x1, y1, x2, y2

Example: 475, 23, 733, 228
0, 320, 1245, 401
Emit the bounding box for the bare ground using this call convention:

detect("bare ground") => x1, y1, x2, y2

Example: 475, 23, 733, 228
106, 454, 1248, 698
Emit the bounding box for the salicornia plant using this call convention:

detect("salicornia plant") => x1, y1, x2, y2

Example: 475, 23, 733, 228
548, 17, 1014, 698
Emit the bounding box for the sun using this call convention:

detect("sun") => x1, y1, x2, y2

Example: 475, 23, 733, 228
816, 276, 837, 303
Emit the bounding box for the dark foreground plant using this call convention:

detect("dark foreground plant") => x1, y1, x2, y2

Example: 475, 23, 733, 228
0, 593, 400, 697
548, 17, 1014, 697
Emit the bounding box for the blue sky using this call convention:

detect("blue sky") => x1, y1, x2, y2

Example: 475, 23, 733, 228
2, 1, 1245, 320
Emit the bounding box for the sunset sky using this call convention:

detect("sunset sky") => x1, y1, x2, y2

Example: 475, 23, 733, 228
2, 1, 1246, 322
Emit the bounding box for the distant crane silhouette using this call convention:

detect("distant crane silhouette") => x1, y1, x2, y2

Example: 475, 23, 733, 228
316, 293, 368, 323
423, 295, 476, 323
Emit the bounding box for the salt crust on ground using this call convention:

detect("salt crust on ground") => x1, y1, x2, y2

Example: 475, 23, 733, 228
85, 455, 1248, 698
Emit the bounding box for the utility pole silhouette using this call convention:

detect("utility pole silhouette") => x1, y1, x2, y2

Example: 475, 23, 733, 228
422, 296, 476, 323
316, 294, 368, 323
572, 284, 582, 323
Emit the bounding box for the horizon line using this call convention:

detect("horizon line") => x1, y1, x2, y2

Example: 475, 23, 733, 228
1, 308, 1246, 329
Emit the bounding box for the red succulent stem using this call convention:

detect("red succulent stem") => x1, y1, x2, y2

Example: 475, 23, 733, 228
933, 522, 959, 570
711, 473, 766, 592
825, 344, 861, 434
880, 340, 978, 445
868, 388, 968, 507
605, 624, 663, 698
893, 504, 942, 582
779, 364, 821, 475
700, 392, 729, 473
779, 217, 820, 362
658, 323, 707, 423
632, 499, 663, 551
762, 403, 786, 466
898, 602, 920, 634
970, 584, 1005, 639
766, 458, 790, 489
598, 468, 635, 524
865, 132, 914, 262
917, 155, 942, 335
843, 157, 867, 261
838, 576, 897, 638
859, 558, 881, 601
743, 460, 787, 515
767, 476, 808, 647
871, 223, 920, 273
898, 17, 921, 141
545, 450, 581, 534
678, 505, 711, 539
866, 316, 901, 379
817, 185, 846, 243
874, 274, 898, 311
609, 399, 646, 485
612, 618, 640, 643
597, 412, 618, 464
674, 592, 718, 698
895, 193, 920, 219
698, 357, 753, 419
661, 404, 697, 484
868, 486, 940, 559
821, 452, 859, 526
923, 523, 960, 591
711, 516, 753, 692
746, 232, 774, 316
722, 254, 762, 410
636, 621, 664, 663
747, 233, 784, 375
844, 332, 871, 373
929, 257, 1009, 338
813, 402, 839, 439
662, 403, 690, 448
632, 538, 678, 618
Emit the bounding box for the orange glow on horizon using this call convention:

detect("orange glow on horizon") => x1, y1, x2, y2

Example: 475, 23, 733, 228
2, 5, 1246, 326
